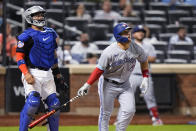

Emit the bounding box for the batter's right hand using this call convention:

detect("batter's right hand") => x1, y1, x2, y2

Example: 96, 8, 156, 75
77, 83, 91, 96
24, 72, 35, 85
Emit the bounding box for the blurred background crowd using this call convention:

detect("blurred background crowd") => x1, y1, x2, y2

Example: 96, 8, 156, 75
1, 0, 196, 66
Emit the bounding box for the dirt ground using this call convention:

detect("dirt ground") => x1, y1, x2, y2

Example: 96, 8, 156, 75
0, 113, 196, 126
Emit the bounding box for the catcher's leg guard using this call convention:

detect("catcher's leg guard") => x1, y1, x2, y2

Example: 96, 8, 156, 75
19, 91, 41, 131
45, 93, 60, 131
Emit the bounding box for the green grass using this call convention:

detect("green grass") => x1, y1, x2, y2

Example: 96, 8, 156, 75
0, 125, 196, 131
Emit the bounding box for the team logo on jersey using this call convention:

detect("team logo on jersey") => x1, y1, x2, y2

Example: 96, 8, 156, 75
17, 41, 24, 48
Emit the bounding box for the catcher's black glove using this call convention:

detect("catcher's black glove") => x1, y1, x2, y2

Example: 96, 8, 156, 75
54, 75, 69, 93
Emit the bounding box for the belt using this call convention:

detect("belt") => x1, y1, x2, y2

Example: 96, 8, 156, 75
133, 73, 142, 76
104, 78, 124, 85
30, 66, 50, 71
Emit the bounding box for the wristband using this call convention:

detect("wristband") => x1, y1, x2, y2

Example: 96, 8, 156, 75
142, 69, 149, 77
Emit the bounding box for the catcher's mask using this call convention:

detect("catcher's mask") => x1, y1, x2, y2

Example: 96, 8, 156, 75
23, 6, 46, 27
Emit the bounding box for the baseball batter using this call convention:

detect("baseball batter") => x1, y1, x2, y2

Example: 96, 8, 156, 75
77, 23, 149, 131
16, 6, 66, 131
130, 25, 163, 125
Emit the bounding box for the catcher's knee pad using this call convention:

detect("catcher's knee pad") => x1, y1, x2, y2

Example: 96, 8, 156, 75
19, 91, 41, 131
46, 93, 60, 131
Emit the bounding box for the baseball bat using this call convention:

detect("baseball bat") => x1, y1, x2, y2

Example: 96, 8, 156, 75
28, 95, 80, 129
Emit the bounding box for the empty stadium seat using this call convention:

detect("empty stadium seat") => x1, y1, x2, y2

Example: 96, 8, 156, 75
144, 10, 166, 18
145, 24, 163, 37
149, 2, 169, 13
168, 10, 190, 24
152, 41, 168, 54
24, 1, 46, 8
87, 24, 109, 41
117, 17, 142, 25
155, 50, 165, 63
159, 33, 175, 42
65, 17, 89, 32
164, 58, 188, 64
93, 18, 114, 33
170, 42, 194, 52
179, 17, 196, 33
46, 9, 65, 23
93, 41, 110, 50
167, 50, 191, 63
187, 33, 196, 44
132, 2, 145, 11
191, 59, 196, 64
175, 3, 195, 15
49, 1, 71, 9
144, 17, 167, 31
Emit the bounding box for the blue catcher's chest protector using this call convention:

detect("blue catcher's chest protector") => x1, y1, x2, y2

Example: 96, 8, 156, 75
25, 27, 57, 68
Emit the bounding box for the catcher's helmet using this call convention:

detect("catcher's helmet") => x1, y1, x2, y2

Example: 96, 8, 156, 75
132, 25, 146, 34
113, 22, 132, 43
23, 6, 46, 27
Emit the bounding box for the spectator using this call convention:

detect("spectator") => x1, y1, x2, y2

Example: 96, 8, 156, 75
169, 26, 193, 44
143, 26, 158, 45
94, 0, 121, 20
119, 0, 131, 10
169, 26, 193, 50
0, 23, 17, 62
122, 4, 138, 17
71, 33, 99, 63
161, 0, 184, 9
57, 44, 79, 66
76, 3, 91, 21
86, 53, 98, 64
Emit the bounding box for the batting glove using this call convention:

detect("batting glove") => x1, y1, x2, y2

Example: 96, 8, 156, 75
77, 83, 91, 96
139, 77, 149, 96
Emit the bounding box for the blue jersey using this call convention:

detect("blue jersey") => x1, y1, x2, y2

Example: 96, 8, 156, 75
16, 27, 58, 69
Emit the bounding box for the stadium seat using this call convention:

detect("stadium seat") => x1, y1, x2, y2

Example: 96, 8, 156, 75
24, 1, 46, 8
106, 33, 113, 41
167, 50, 191, 63
191, 59, 196, 64
179, 17, 196, 33
145, 24, 163, 37
144, 17, 167, 31
46, 9, 65, 23
65, 17, 89, 32
87, 24, 109, 42
93, 18, 114, 33
187, 33, 196, 44
168, 10, 190, 24
149, 2, 169, 13
155, 50, 165, 63
93, 41, 110, 50
193, 10, 196, 17
164, 58, 188, 64
192, 25, 196, 33
144, 10, 166, 18
169, 42, 194, 52
132, 2, 145, 11
117, 17, 142, 25
152, 41, 168, 55
175, 3, 195, 16
166, 24, 188, 33
159, 33, 175, 42
49, 1, 71, 9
